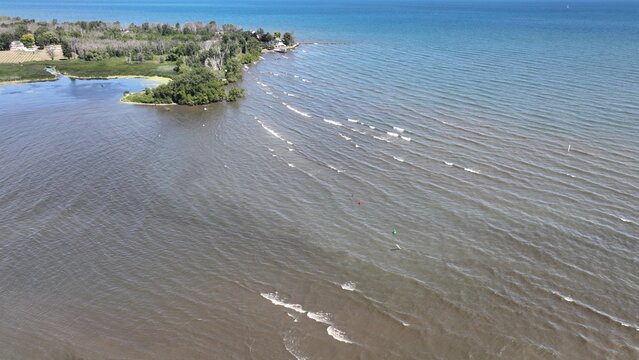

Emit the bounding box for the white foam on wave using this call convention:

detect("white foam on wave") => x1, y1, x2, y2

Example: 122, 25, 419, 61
393, 126, 405, 133
444, 161, 454, 166
369, 125, 376, 129
294, 75, 299, 78
327, 326, 353, 344
393, 156, 405, 163
338, 133, 351, 141
551, 290, 639, 331
354, 144, 360, 148
260, 292, 306, 313
328, 165, 343, 173
288, 148, 294, 152
564, 173, 576, 178
288, 163, 296, 168
464, 168, 480, 174
287, 313, 299, 322
287, 141, 293, 145
373, 135, 388, 142
257, 120, 285, 141
401, 136, 411, 142
347, 118, 359, 123
387, 132, 399, 137
302, 79, 310, 83
619, 217, 632, 223
282, 102, 311, 117
324, 119, 343, 127
283, 336, 308, 360
287, 93, 298, 97
341, 282, 357, 291
307, 311, 332, 325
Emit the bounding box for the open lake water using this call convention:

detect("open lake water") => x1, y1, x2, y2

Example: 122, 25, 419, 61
1, 1, 638, 359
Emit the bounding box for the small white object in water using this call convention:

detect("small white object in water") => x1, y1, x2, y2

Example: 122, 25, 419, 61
202, 124, 206, 127
204, 107, 207, 111
395, 244, 402, 250
341, 282, 357, 291
567, 144, 571, 152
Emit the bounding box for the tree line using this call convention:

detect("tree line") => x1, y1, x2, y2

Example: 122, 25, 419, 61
0, 16, 296, 106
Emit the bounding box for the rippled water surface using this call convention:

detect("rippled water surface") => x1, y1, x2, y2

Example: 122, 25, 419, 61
1, 1, 638, 359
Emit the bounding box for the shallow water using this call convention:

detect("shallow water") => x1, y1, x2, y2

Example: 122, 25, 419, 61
1, 1, 638, 359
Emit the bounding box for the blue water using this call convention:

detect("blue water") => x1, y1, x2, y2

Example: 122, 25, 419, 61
1, 1, 638, 359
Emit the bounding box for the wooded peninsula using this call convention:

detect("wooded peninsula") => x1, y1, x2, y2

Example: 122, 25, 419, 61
0, 16, 297, 105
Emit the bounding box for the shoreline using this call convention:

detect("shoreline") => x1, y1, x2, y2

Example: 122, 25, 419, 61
0, 77, 57, 85
0, 73, 171, 86
120, 94, 176, 106
261, 43, 300, 54
66, 74, 172, 83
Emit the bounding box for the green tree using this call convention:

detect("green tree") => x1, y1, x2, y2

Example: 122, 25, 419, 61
262, 32, 273, 42
273, 31, 281, 39
224, 57, 243, 82
36, 30, 60, 47
13, 24, 29, 39
226, 87, 245, 102
0, 32, 12, 50
20, 33, 35, 47
149, 68, 227, 105
282, 32, 295, 46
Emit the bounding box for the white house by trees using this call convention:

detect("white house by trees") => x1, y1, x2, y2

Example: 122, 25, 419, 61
9, 40, 36, 51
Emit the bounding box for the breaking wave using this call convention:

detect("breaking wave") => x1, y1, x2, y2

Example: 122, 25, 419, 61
324, 119, 343, 127
257, 119, 285, 141
551, 290, 639, 331
282, 102, 311, 117
327, 326, 353, 344
307, 311, 332, 325
341, 282, 357, 291
260, 292, 306, 313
